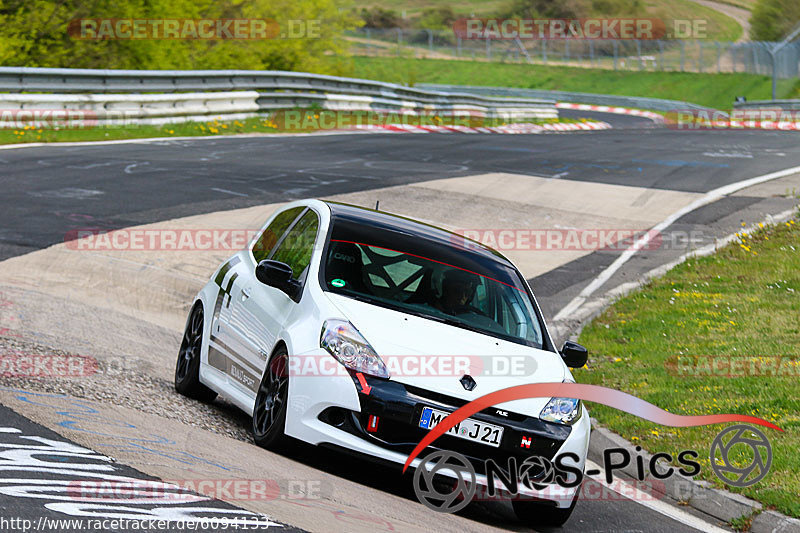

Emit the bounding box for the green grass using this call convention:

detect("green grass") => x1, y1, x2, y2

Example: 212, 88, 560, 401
575, 218, 800, 518
646, 0, 743, 41
361, 0, 744, 40
360, 0, 506, 18
0, 110, 585, 145
342, 56, 793, 110
0, 116, 274, 145
711, 0, 757, 10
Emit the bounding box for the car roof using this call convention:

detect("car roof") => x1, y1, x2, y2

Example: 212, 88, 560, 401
321, 200, 513, 267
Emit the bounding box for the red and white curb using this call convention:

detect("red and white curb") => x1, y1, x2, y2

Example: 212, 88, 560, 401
342, 121, 611, 134
669, 121, 800, 131
556, 103, 663, 123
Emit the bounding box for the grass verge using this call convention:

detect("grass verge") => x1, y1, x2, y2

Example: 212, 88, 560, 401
0, 111, 588, 145
341, 56, 798, 111
575, 217, 800, 518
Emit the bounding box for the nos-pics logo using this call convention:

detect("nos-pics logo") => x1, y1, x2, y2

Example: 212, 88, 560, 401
413, 424, 772, 512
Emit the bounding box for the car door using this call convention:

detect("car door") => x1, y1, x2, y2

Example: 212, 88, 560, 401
228, 207, 320, 396
210, 206, 304, 395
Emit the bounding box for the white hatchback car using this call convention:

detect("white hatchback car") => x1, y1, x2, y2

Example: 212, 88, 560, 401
175, 199, 590, 526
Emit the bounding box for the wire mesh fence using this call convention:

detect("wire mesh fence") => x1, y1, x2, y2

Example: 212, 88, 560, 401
347, 28, 800, 79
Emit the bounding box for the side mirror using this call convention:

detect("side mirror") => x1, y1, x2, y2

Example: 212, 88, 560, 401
560, 341, 588, 368
256, 260, 300, 300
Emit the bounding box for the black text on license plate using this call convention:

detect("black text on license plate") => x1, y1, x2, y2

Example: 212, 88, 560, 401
418, 406, 503, 447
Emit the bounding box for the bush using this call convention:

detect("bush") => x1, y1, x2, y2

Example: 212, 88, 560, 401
359, 7, 405, 29
750, 0, 800, 41
0, 0, 361, 73
418, 7, 456, 30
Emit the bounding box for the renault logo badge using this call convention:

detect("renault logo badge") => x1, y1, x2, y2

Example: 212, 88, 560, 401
460, 374, 476, 391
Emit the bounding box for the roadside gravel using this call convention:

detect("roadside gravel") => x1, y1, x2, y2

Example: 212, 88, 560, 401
0, 331, 254, 444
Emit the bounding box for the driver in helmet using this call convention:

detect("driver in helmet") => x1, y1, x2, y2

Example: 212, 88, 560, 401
434, 268, 479, 315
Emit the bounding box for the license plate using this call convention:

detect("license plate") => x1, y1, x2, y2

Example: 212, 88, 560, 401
418, 406, 504, 448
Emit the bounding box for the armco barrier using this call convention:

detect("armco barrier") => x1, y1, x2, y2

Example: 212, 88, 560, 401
418, 83, 709, 112
0, 67, 557, 126
0, 92, 261, 126
733, 99, 800, 111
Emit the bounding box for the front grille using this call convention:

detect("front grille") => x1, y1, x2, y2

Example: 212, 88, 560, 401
318, 377, 571, 477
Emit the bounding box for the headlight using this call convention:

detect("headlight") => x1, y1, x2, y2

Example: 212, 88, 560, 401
320, 319, 389, 378
539, 397, 581, 425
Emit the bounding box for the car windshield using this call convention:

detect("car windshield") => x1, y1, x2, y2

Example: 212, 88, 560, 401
321, 219, 545, 348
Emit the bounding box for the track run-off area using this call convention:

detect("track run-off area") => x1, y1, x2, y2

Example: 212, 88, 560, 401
2, 112, 800, 532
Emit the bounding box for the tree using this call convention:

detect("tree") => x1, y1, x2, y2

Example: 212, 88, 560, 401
0, 0, 361, 73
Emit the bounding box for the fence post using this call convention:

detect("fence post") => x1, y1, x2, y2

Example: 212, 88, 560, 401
613, 40, 618, 70
426, 29, 433, 53
716, 41, 721, 73
770, 47, 777, 100
658, 40, 664, 70
565, 39, 570, 62
397, 28, 403, 56
589, 40, 595, 66
542, 40, 548, 64
486, 36, 491, 60
457, 35, 462, 57
752, 44, 759, 74
636, 39, 643, 70
737, 45, 743, 73
680, 40, 685, 71
698, 41, 704, 73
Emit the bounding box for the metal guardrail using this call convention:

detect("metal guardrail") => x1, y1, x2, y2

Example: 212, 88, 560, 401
418, 83, 709, 112
0, 67, 558, 125
733, 100, 800, 111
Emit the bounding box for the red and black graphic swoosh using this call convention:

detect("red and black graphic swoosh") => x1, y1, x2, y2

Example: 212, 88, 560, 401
403, 382, 782, 472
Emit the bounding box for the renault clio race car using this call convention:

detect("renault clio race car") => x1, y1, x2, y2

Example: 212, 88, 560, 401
175, 199, 590, 526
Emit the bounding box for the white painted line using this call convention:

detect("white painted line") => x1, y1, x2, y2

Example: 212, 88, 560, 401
554, 164, 800, 321
584, 460, 729, 533
0, 129, 396, 152
211, 187, 249, 197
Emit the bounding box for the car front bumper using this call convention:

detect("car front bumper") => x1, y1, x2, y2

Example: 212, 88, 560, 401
286, 352, 590, 508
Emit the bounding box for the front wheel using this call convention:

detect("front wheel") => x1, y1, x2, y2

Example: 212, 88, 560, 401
252, 347, 289, 450
174, 303, 217, 402
512, 490, 579, 528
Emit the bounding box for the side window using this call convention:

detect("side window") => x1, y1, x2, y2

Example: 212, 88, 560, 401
270, 210, 319, 282
252, 206, 304, 263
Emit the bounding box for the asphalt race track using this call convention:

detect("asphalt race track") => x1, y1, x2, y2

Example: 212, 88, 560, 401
3, 112, 800, 532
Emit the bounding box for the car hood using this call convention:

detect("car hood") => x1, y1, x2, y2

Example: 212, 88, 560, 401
325, 293, 567, 416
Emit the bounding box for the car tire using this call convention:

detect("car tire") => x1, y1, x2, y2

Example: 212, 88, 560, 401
252, 346, 289, 450
512, 490, 579, 528
174, 303, 218, 402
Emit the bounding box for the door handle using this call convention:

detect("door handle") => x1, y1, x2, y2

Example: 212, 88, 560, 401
241, 287, 252, 300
